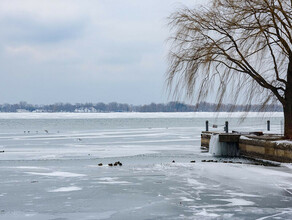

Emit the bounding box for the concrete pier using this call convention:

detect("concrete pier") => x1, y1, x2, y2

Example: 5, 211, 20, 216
201, 132, 292, 163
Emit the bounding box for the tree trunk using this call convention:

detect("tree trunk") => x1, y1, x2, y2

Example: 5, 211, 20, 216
284, 57, 292, 139
284, 103, 292, 139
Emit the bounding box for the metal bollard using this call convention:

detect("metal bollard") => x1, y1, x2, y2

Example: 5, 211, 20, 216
206, 120, 209, 132
225, 121, 229, 133
267, 120, 270, 131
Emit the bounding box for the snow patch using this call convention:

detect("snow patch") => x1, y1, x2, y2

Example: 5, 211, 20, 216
215, 198, 255, 206
240, 136, 252, 140
15, 166, 50, 170
25, 171, 86, 177
227, 192, 262, 198
97, 177, 131, 185
274, 140, 292, 145
48, 186, 82, 192
187, 178, 205, 186
196, 209, 220, 217
180, 197, 194, 202
283, 163, 292, 169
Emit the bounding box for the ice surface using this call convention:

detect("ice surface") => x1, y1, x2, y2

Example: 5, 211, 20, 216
0, 113, 291, 220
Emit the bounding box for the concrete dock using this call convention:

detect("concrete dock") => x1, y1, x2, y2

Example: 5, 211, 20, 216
201, 132, 292, 162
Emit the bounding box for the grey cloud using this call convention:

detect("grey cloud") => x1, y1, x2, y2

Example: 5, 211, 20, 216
0, 0, 199, 105
93, 41, 162, 65
0, 14, 87, 44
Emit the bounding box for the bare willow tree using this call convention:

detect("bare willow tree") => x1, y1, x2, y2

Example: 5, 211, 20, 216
167, 0, 292, 138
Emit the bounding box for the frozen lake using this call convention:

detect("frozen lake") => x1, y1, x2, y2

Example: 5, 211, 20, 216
0, 112, 291, 219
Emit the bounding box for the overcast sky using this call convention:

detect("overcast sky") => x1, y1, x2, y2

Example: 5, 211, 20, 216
0, 0, 205, 105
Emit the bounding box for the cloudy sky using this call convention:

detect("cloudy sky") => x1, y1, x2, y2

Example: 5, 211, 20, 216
0, 0, 204, 105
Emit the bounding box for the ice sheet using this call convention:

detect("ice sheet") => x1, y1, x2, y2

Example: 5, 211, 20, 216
0, 113, 290, 220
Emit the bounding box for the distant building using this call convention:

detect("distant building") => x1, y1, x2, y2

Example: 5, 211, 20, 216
16, 109, 30, 113
74, 107, 97, 113
32, 109, 47, 113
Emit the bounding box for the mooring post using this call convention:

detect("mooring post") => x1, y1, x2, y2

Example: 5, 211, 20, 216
206, 120, 209, 132
267, 120, 270, 131
225, 121, 229, 133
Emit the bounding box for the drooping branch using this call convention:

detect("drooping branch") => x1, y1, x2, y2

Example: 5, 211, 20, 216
167, 0, 291, 109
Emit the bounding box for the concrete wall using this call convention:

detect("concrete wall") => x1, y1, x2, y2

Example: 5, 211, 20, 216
201, 133, 292, 163
201, 132, 211, 147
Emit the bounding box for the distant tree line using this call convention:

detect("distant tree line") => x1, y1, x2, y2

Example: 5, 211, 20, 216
0, 101, 283, 113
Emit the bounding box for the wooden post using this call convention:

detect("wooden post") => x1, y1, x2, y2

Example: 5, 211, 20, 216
267, 120, 270, 131
206, 120, 209, 132
225, 121, 229, 133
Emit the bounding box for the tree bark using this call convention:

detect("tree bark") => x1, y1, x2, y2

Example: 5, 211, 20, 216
284, 104, 292, 139
284, 57, 292, 139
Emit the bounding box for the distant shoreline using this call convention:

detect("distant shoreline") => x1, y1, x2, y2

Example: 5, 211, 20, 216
0, 102, 282, 113
0, 112, 284, 119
